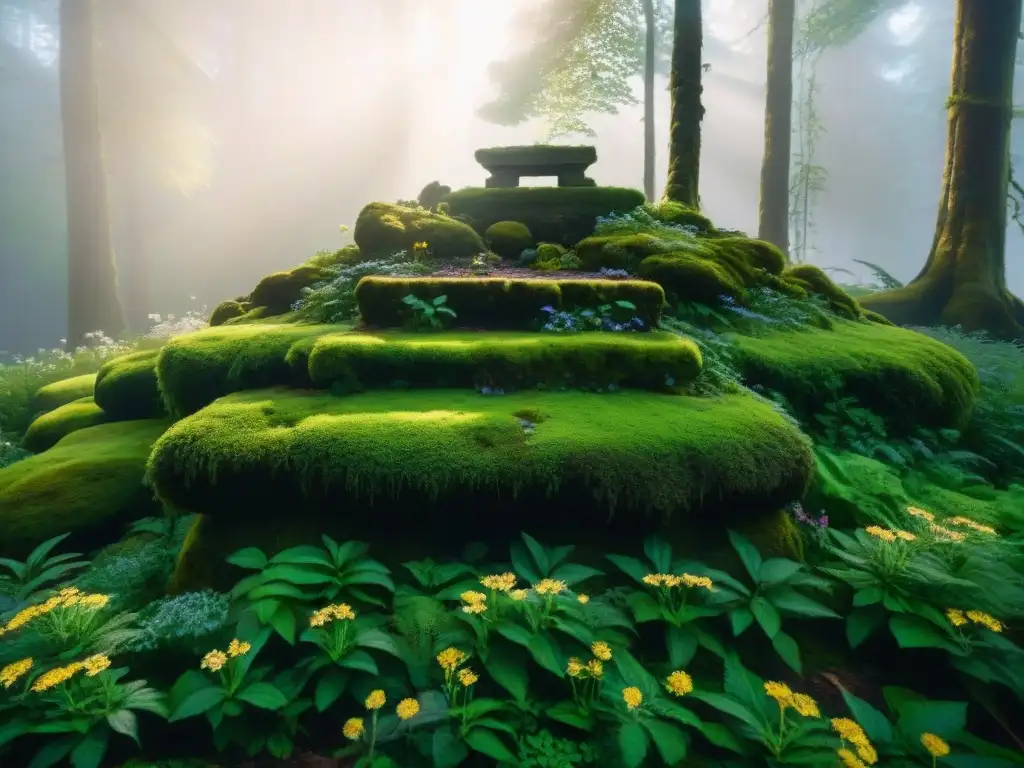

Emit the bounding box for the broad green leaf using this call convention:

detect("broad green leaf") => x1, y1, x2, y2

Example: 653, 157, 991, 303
464, 726, 517, 762
889, 616, 960, 653
618, 720, 649, 768
237, 682, 289, 710
727, 530, 763, 582
838, 687, 894, 744
605, 554, 651, 584
269, 545, 332, 566
105, 710, 138, 744
758, 558, 803, 585
626, 590, 662, 623
25, 533, 71, 571
269, 605, 297, 644
546, 700, 594, 730
751, 597, 781, 638
846, 606, 885, 649
169, 687, 226, 721
354, 628, 402, 657
496, 621, 534, 649
340, 649, 379, 674
896, 700, 967, 739
482, 640, 529, 702
260, 564, 334, 586
730, 607, 755, 637
527, 633, 564, 678
550, 563, 603, 585
769, 589, 840, 619
27, 736, 75, 768
644, 537, 673, 573
314, 669, 347, 712
247, 582, 316, 601
226, 547, 268, 570
643, 719, 689, 765
853, 586, 884, 606
510, 542, 541, 584
771, 630, 802, 675
70, 728, 109, 768
432, 725, 469, 768
695, 721, 747, 754
340, 567, 395, 592
520, 532, 551, 574
667, 625, 698, 667
691, 691, 763, 731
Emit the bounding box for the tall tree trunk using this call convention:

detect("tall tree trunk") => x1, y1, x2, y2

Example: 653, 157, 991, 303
757, 0, 795, 254
642, 0, 656, 201
664, 0, 704, 207
60, 0, 123, 348
861, 0, 1024, 341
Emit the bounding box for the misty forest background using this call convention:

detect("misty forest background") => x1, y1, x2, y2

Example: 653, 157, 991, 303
2, 0, 1024, 357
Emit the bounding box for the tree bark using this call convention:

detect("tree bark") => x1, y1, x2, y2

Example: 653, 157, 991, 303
860, 0, 1024, 342
60, 0, 123, 347
642, 0, 656, 202
757, 0, 795, 255
664, 0, 704, 207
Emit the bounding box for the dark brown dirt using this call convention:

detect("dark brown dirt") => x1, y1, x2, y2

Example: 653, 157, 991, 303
427, 267, 628, 281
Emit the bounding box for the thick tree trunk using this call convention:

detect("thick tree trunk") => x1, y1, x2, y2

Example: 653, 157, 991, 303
60, 0, 123, 348
861, 0, 1024, 342
664, 0, 704, 207
642, 0, 656, 202
757, 0, 795, 254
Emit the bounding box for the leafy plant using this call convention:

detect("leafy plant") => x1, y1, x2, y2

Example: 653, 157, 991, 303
402, 294, 457, 330
539, 301, 645, 332
130, 590, 231, 654
0, 534, 90, 602
295, 254, 431, 324
514, 728, 597, 766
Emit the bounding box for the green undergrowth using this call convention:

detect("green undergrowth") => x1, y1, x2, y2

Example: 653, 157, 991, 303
0, 420, 170, 557
31, 373, 96, 414
155, 323, 351, 417
306, 331, 701, 393
22, 397, 109, 453
146, 388, 814, 524
728, 319, 979, 432
355, 276, 665, 330
354, 201, 487, 260
95, 348, 165, 419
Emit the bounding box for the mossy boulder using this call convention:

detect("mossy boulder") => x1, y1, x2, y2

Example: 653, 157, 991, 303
147, 388, 814, 529
441, 187, 646, 245
305, 331, 701, 393
355, 276, 665, 330
249, 264, 332, 316
32, 374, 97, 414
354, 202, 487, 260
209, 300, 247, 327
577, 234, 668, 271
23, 397, 109, 453
729, 319, 979, 431
645, 200, 714, 231
485, 221, 534, 259
94, 349, 166, 419
154, 323, 348, 417
0, 420, 169, 557
782, 264, 861, 319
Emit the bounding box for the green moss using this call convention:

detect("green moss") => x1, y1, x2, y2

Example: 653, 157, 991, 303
475, 145, 597, 166
782, 264, 861, 319
729, 319, 980, 430
209, 300, 246, 327
306, 331, 701, 393
353, 202, 487, 260
441, 186, 647, 245
147, 388, 814, 525
23, 397, 110, 453
536, 243, 566, 261
223, 306, 269, 325
155, 323, 348, 417
306, 245, 365, 268
484, 221, 534, 258
355, 276, 664, 330
862, 308, 894, 326
644, 200, 713, 231
0, 420, 169, 557
639, 252, 749, 304
577, 234, 667, 271
94, 349, 166, 419
806, 448, 911, 527
32, 374, 97, 414
249, 265, 332, 316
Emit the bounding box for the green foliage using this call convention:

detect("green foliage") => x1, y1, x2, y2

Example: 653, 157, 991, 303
484, 220, 534, 259
94, 349, 166, 420
22, 396, 110, 453
515, 728, 597, 766
354, 202, 488, 262
131, 590, 231, 654
0, 534, 90, 603
402, 294, 458, 331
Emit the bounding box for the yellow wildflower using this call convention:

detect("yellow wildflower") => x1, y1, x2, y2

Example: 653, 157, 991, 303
586, 659, 604, 679
907, 506, 935, 522
460, 590, 487, 604
509, 589, 529, 601
921, 732, 950, 757
227, 639, 251, 658
856, 741, 878, 765
790, 692, 820, 718
4, 599, 58, 632
0, 658, 33, 688
78, 594, 110, 610
342, 717, 365, 740
458, 668, 478, 687
31, 663, 83, 692
764, 681, 794, 708
396, 697, 420, 720
58, 586, 80, 599
894, 530, 917, 542
642, 574, 666, 587
413, 241, 429, 251
82, 654, 111, 677
577, 594, 590, 604
929, 523, 966, 542
591, 641, 612, 661
622, 687, 643, 710
462, 602, 487, 615
62, 593, 82, 607
865, 526, 897, 543
480, 573, 517, 592
831, 718, 868, 745
947, 516, 996, 535
534, 579, 568, 596
663, 575, 682, 587
331, 603, 356, 620
201, 650, 228, 672
664, 670, 693, 697
946, 609, 968, 627
567, 657, 585, 678
365, 689, 386, 710
966, 610, 1003, 633
436, 647, 467, 675
681, 574, 714, 590
309, 603, 356, 627
837, 748, 868, 768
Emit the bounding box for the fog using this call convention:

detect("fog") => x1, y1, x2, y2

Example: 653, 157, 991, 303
1, 0, 1022, 355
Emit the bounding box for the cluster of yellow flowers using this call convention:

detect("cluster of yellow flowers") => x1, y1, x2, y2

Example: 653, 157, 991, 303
534, 578, 568, 596
412, 241, 429, 252
434, 646, 478, 688
921, 732, 951, 758
832, 717, 878, 766
309, 603, 356, 628
0, 657, 34, 688
480, 572, 517, 592
460, 591, 488, 615
946, 608, 1003, 633
567, 641, 613, 681
664, 670, 693, 697
622, 686, 643, 710
200, 638, 251, 672
466, 573, 590, 607
341, 692, 421, 741
906, 506, 997, 541
642, 573, 714, 590
864, 526, 916, 543
0, 587, 109, 637
763, 681, 820, 718
30, 654, 111, 693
